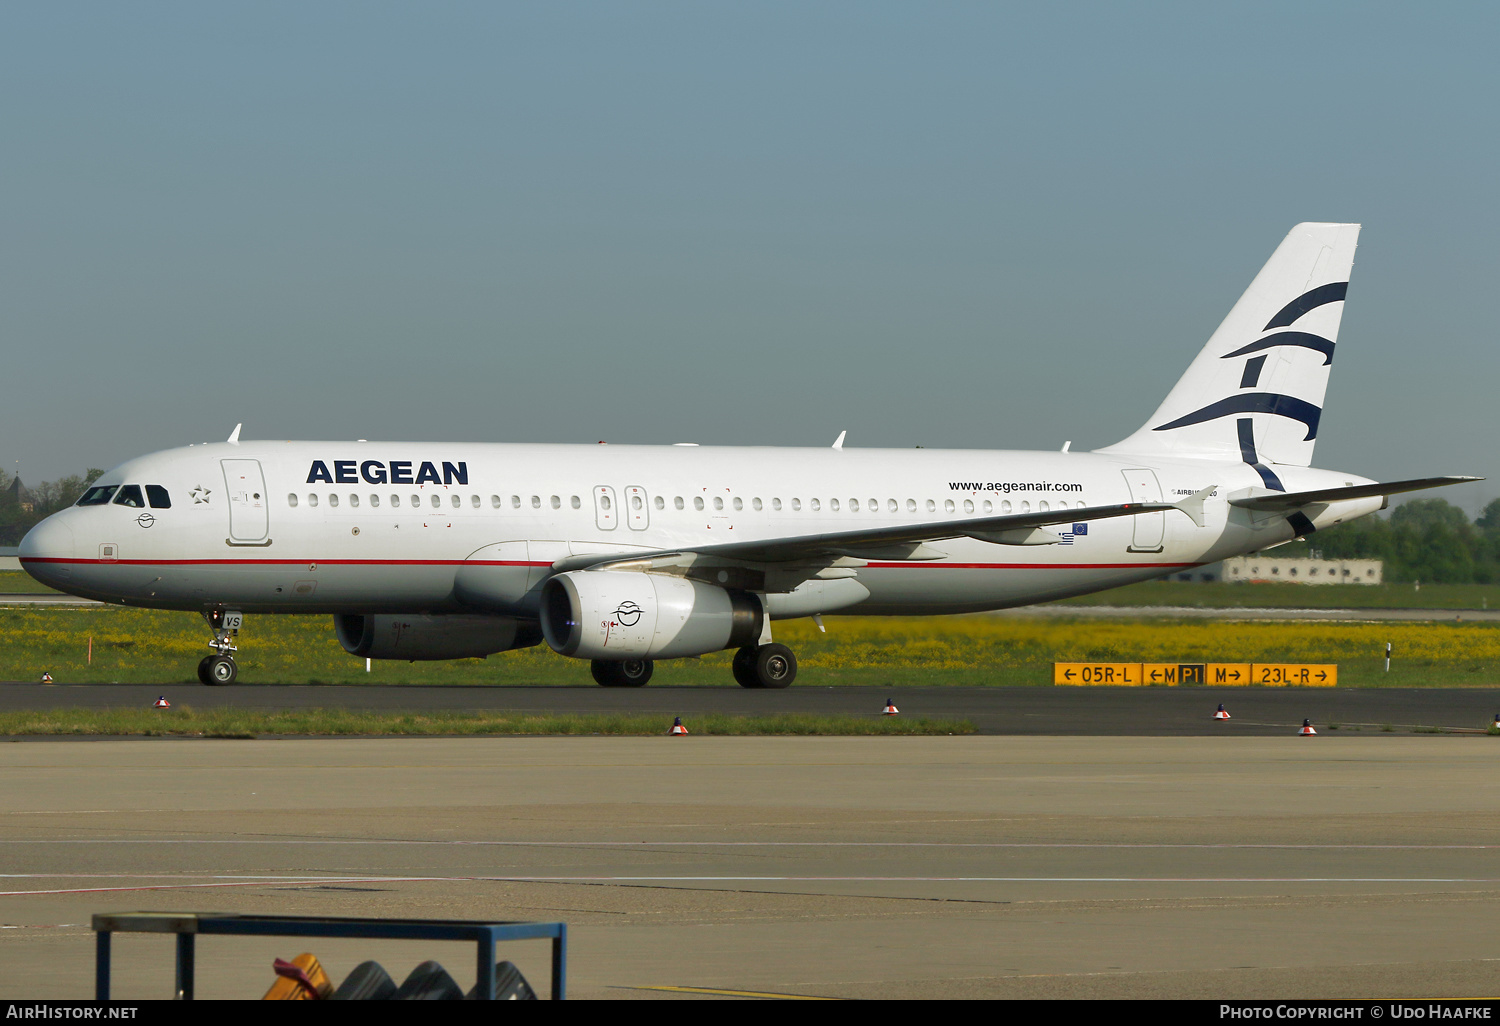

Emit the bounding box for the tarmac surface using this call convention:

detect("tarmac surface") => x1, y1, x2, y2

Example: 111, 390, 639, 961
2, 735, 1499, 1000
2, 682, 1499, 737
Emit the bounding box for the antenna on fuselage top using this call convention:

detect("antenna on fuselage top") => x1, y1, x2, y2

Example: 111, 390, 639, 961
227, 423, 242, 445
831, 430, 846, 450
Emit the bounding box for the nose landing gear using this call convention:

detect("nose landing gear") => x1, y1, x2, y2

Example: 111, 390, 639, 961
197, 609, 242, 686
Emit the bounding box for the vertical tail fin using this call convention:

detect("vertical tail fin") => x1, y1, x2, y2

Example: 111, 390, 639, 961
1097, 222, 1360, 479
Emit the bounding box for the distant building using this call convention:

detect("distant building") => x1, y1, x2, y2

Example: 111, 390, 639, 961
4, 477, 33, 514
1171, 556, 1383, 585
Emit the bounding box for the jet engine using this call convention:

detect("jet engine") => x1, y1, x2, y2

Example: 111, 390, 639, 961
334, 614, 542, 661
540, 570, 762, 660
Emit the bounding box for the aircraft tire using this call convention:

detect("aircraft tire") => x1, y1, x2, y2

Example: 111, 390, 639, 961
753, 644, 797, 689
616, 658, 653, 687
205, 655, 237, 686
196, 656, 214, 685
732, 646, 763, 688
590, 660, 622, 686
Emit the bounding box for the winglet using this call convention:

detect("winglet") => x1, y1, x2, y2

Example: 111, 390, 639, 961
227, 423, 242, 445
832, 430, 846, 450
1174, 484, 1217, 528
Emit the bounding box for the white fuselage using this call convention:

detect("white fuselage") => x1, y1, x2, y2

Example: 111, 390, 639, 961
19, 440, 1380, 617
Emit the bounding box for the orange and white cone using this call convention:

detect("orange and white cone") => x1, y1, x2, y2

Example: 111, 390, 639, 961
882, 699, 899, 716
153, 696, 171, 709
669, 716, 688, 736
1299, 718, 1317, 736
1492, 714, 1500, 731
39, 672, 53, 684
1213, 704, 1230, 720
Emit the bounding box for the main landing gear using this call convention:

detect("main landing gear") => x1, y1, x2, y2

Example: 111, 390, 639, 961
197, 609, 242, 686
591, 658, 654, 687
732, 644, 797, 689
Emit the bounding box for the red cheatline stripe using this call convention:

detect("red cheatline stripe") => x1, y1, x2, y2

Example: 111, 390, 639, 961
21, 557, 1194, 570
20, 558, 552, 567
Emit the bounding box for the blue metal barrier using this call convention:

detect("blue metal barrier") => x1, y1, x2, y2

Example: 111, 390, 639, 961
92, 912, 566, 1000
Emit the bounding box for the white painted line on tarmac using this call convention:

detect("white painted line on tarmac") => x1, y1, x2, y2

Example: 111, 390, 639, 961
1, 839, 1496, 850
5, 873, 1500, 898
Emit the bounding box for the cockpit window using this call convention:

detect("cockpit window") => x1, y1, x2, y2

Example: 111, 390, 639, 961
76, 485, 118, 506
145, 485, 171, 509
112, 485, 146, 508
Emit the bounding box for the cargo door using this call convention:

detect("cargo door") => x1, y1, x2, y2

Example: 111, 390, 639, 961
221, 459, 269, 543
1120, 468, 1164, 553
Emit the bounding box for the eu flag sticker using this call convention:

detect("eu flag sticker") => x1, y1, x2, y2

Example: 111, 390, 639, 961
1072, 523, 1088, 535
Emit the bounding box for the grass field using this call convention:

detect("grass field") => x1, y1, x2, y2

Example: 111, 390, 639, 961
0, 571, 60, 594
1054, 580, 1500, 610
0, 707, 971, 737
3, 606, 1498, 687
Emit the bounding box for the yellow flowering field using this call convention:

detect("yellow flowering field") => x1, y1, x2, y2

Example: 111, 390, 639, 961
0, 607, 1494, 687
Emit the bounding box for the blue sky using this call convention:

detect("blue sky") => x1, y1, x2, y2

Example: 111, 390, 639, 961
3, 3, 1496, 511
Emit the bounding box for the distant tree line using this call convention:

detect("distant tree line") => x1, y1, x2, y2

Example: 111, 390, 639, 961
0, 468, 102, 546
1278, 498, 1500, 584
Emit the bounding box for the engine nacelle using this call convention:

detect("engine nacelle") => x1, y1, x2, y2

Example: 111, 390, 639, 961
540, 571, 762, 660
335, 614, 543, 661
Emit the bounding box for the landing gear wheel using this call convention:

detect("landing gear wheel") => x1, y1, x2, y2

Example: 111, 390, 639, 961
205, 655, 238, 686
196, 655, 214, 685
732, 646, 763, 688
753, 643, 797, 689
592, 659, 653, 687
616, 658, 653, 687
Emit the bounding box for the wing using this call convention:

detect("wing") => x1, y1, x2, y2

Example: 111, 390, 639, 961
1228, 476, 1482, 512
552, 496, 1201, 591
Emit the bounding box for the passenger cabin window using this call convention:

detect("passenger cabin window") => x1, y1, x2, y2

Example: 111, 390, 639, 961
328, 494, 340, 508
693, 497, 704, 511
288, 493, 299, 508
391, 495, 401, 507
410, 494, 420, 507
752, 497, 762, 511
308, 494, 319, 507
926, 499, 936, 512
431, 494, 441, 508
654, 495, 664, 510
491, 495, 502, 508
811, 498, 821, 511
713, 497, 723, 511
675, 497, 684, 510
531, 496, 541, 508
906, 499, 916, 512
572, 496, 582, 509
963, 499, 973, 513
452, 495, 461, 508
550, 495, 561, 509
511, 495, 521, 508
349, 494, 360, 508
370, 494, 380, 507
772, 498, 782, 511
830, 498, 840, 511
944, 499, 955, 513
145, 486, 171, 509
471, 495, 480, 508
113, 485, 146, 508
791, 498, 801, 511
76, 485, 119, 506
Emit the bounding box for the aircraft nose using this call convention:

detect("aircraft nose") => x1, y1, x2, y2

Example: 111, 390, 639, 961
19, 515, 77, 587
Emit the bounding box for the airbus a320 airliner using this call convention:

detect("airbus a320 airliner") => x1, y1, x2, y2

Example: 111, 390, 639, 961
19, 223, 1478, 687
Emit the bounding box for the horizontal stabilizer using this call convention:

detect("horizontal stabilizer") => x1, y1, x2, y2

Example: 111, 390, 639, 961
1229, 475, 1483, 512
